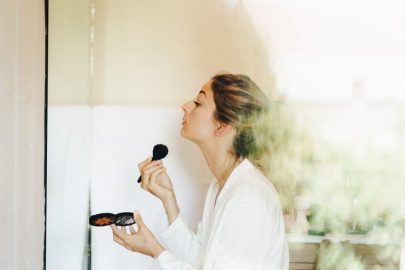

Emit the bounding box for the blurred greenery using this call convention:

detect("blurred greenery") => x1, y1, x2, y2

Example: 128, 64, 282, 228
259, 100, 405, 234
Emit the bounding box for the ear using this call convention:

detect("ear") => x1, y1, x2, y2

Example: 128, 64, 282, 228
214, 123, 234, 136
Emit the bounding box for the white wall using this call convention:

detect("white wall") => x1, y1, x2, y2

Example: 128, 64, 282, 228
46, 106, 92, 270
46, 105, 212, 270
47, 1, 276, 269
0, 0, 45, 269
90, 106, 211, 270
91, 0, 275, 105
49, 0, 275, 106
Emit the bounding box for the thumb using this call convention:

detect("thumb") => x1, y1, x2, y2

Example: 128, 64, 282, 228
133, 210, 144, 227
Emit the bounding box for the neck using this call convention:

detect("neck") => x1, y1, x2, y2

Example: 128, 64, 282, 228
197, 142, 242, 188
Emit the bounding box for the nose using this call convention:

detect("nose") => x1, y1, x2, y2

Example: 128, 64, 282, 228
181, 100, 193, 113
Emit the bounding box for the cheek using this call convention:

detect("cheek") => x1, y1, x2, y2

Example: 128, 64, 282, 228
189, 112, 215, 133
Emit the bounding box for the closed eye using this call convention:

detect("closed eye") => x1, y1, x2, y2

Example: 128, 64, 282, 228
193, 100, 200, 107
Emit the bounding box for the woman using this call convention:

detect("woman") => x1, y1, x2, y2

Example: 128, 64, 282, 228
111, 73, 289, 269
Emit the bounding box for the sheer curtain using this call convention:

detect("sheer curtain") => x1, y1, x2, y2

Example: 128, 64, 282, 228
0, 0, 45, 269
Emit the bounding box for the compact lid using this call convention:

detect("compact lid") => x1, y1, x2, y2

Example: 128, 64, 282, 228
89, 213, 115, 226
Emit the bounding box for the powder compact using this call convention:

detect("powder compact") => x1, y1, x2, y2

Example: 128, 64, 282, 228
89, 212, 136, 227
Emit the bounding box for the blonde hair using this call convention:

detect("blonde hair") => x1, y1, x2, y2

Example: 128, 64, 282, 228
210, 73, 271, 171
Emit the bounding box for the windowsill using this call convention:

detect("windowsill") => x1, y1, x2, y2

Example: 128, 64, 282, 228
286, 232, 404, 245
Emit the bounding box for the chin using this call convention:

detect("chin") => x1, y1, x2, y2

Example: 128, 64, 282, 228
180, 127, 187, 138
180, 128, 194, 142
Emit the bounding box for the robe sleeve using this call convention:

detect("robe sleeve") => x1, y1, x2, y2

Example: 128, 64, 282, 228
156, 250, 197, 270
158, 211, 202, 267
157, 199, 286, 270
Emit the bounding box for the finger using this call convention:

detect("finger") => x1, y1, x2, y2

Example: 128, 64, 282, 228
138, 156, 153, 171
148, 167, 166, 193
150, 167, 168, 186
129, 225, 136, 235
142, 162, 163, 180
141, 163, 163, 190
150, 167, 166, 182
141, 160, 163, 174
141, 167, 151, 190
113, 235, 125, 246
138, 157, 150, 172
133, 210, 144, 228
111, 225, 126, 246
120, 225, 127, 234
138, 157, 152, 184
111, 224, 127, 241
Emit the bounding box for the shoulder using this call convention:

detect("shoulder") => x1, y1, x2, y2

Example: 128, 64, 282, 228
223, 166, 286, 231
230, 164, 280, 206
219, 168, 285, 230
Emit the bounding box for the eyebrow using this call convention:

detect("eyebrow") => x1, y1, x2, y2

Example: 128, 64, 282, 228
199, 90, 207, 98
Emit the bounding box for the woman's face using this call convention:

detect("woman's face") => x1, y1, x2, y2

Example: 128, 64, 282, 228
180, 80, 218, 143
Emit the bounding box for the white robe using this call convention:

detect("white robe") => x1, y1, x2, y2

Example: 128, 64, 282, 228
156, 159, 289, 270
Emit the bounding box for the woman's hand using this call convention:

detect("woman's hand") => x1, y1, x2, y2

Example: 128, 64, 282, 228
138, 157, 180, 223
111, 211, 165, 258
138, 157, 174, 202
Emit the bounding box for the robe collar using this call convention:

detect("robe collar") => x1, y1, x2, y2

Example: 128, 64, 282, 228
213, 158, 254, 206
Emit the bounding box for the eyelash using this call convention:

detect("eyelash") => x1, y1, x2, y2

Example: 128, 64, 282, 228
193, 100, 200, 107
